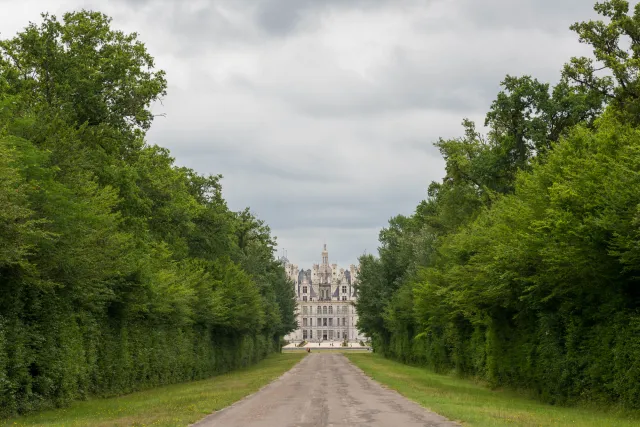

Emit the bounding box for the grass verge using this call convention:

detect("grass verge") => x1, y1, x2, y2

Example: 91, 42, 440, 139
3, 353, 305, 427
345, 353, 640, 427
282, 349, 370, 353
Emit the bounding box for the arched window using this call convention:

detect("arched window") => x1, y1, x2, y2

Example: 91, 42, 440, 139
317, 306, 321, 314
323, 306, 327, 314
328, 306, 333, 314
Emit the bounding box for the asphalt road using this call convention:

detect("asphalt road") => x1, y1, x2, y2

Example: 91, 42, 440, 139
193, 353, 459, 427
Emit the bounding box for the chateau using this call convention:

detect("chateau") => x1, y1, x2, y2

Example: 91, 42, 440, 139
282, 245, 366, 343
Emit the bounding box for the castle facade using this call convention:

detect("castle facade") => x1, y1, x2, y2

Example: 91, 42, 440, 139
282, 245, 366, 343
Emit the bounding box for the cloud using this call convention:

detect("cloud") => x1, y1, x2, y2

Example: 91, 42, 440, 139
253, 0, 390, 36
0, 0, 613, 266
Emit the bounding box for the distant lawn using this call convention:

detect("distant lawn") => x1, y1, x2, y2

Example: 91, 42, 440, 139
283, 348, 370, 353
3, 353, 305, 427
346, 353, 640, 427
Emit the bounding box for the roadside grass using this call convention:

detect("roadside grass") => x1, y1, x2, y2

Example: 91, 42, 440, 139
345, 353, 640, 427
2, 353, 305, 427
283, 349, 370, 353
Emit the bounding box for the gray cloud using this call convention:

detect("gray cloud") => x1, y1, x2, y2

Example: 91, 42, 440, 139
253, 0, 391, 36
0, 0, 618, 267
255, 0, 309, 35
456, 0, 600, 33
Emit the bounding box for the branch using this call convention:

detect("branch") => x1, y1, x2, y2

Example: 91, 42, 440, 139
570, 76, 615, 99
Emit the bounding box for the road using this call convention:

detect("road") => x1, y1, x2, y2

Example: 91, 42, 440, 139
193, 353, 458, 427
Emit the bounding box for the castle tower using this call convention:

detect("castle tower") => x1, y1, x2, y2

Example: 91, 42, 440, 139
319, 244, 332, 300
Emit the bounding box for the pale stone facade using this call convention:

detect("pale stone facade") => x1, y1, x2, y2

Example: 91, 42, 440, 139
283, 245, 366, 343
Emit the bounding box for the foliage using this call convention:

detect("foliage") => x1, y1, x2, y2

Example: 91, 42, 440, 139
2, 353, 305, 427
564, 0, 640, 125
356, 0, 640, 409
0, 11, 295, 419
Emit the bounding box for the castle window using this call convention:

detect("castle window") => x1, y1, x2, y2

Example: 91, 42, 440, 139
342, 296, 347, 301
303, 296, 307, 301
328, 318, 333, 326
328, 306, 333, 314
317, 306, 321, 314
323, 318, 327, 326
323, 306, 327, 314
303, 318, 307, 327
303, 330, 308, 339
303, 286, 307, 293
342, 286, 347, 293
303, 306, 308, 314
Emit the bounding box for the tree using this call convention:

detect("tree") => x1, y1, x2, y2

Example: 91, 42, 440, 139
564, 0, 640, 124
0, 137, 48, 270
0, 10, 167, 136
0, 10, 295, 418
355, 0, 640, 409
486, 76, 603, 165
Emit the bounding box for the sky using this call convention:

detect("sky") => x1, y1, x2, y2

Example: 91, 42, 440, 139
0, 0, 606, 268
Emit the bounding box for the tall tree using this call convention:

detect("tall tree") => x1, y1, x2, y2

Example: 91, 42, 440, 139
0, 10, 295, 419
564, 0, 640, 123
0, 10, 167, 136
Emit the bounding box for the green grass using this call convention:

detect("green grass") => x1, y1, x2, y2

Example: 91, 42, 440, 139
345, 353, 640, 427
283, 348, 369, 353
2, 353, 305, 427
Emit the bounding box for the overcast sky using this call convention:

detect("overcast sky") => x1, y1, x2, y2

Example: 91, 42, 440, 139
1, 0, 607, 268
